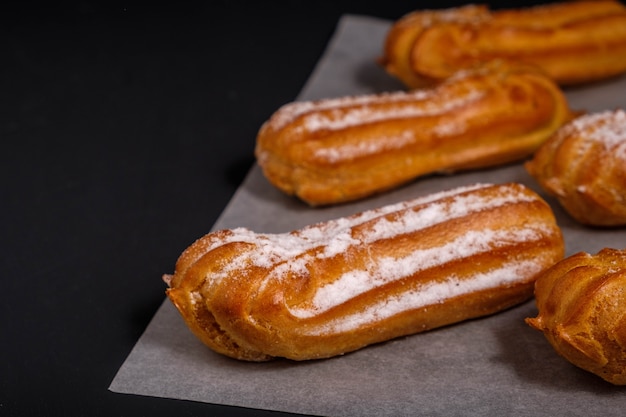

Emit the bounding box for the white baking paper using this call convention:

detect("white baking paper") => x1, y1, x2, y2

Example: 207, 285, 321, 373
109, 15, 626, 416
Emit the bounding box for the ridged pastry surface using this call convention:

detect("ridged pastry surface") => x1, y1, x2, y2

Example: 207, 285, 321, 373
256, 62, 572, 206
164, 183, 564, 361
379, 4, 490, 88
381, 0, 626, 88
526, 109, 626, 226
526, 248, 626, 385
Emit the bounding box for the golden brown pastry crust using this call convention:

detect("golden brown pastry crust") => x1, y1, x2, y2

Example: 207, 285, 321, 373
526, 248, 626, 385
525, 109, 626, 226
381, 0, 626, 88
165, 183, 564, 361
255, 61, 572, 206
379, 4, 490, 88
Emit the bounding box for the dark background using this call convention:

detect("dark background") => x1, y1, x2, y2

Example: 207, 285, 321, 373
1, 1, 567, 416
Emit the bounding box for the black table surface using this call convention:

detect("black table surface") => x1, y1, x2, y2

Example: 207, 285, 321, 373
2, 1, 560, 416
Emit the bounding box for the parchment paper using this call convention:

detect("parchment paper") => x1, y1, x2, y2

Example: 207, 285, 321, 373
109, 15, 626, 416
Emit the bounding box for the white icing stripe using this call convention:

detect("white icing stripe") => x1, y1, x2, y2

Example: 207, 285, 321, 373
202, 184, 536, 288
287, 227, 541, 318
203, 183, 489, 260
297, 183, 489, 239
312, 130, 416, 163
297, 89, 483, 134
268, 90, 434, 132
267, 79, 486, 134
300, 259, 542, 336
362, 188, 534, 243
568, 109, 626, 150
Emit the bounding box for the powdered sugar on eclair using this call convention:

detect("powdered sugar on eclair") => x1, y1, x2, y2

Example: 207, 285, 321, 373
312, 130, 417, 163
288, 227, 543, 322
198, 183, 520, 280
262, 69, 486, 139
166, 182, 564, 360
265, 90, 434, 133
297, 89, 483, 134
566, 109, 626, 160
308, 258, 544, 335
198, 184, 548, 328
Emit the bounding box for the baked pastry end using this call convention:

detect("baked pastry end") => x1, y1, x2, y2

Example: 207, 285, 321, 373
526, 248, 626, 385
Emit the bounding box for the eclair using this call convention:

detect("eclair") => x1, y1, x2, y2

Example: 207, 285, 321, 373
381, 0, 626, 88
164, 183, 565, 361
526, 248, 626, 385
526, 109, 626, 226
255, 61, 572, 206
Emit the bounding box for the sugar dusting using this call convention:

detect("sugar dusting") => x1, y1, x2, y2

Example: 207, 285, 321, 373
197, 183, 547, 335
201, 183, 492, 277
289, 227, 541, 319
267, 81, 483, 135
201, 184, 535, 285
298, 89, 482, 134
302, 259, 542, 336
259, 68, 492, 165
362, 189, 535, 243
268, 90, 432, 132
312, 130, 416, 163
201, 183, 516, 285
567, 109, 626, 160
